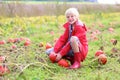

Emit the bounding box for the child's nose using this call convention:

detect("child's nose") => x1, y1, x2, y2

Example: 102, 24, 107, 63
69, 17, 72, 20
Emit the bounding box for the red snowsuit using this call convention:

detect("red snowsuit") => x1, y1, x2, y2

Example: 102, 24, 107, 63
54, 20, 88, 61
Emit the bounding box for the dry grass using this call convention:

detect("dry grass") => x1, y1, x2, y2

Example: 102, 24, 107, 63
0, 2, 120, 17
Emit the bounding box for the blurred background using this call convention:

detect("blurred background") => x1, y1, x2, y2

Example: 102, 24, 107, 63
0, 0, 120, 17
0, 1, 120, 80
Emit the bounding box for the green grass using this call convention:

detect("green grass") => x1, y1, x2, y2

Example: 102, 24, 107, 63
0, 12, 120, 80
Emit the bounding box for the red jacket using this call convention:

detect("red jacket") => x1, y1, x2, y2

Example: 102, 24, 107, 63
54, 20, 88, 60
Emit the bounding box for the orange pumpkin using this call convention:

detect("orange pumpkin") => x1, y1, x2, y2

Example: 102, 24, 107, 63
46, 43, 52, 50
95, 50, 104, 57
58, 59, 69, 67
98, 54, 107, 65
49, 52, 57, 63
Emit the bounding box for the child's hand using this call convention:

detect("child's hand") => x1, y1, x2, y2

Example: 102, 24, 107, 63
56, 53, 62, 61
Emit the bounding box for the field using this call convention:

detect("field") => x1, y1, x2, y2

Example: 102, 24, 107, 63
0, 9, 120, 80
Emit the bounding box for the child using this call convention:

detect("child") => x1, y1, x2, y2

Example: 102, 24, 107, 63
46, 8, 88, 69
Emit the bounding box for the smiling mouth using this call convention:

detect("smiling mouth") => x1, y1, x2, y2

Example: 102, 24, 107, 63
69, 20, 73, 22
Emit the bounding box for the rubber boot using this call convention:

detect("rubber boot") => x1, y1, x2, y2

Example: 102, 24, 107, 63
69, 52, 81, 69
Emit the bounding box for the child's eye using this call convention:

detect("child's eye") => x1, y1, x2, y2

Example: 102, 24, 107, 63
71, 15, 74, 18
66, 16, 69, 18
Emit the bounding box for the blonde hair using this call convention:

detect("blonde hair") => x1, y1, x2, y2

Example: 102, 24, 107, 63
65, 8, 80, 18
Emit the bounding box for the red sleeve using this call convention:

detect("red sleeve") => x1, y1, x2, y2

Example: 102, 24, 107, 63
54, 25, 69, 53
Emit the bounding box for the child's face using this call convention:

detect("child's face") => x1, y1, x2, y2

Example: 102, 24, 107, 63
66, 13, 78, 25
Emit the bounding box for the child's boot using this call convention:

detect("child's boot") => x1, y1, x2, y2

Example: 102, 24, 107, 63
69, 52, 81, 69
